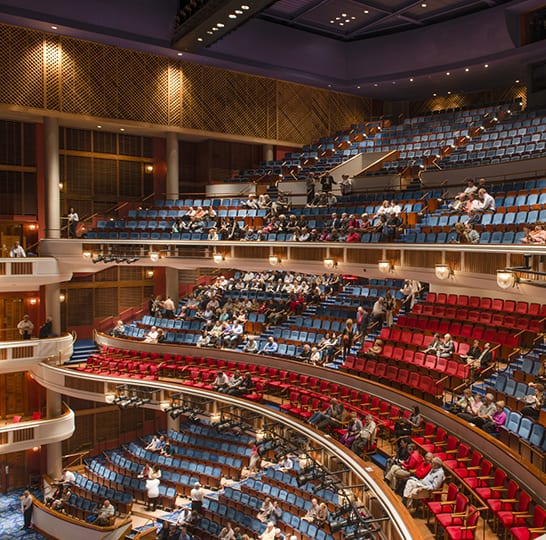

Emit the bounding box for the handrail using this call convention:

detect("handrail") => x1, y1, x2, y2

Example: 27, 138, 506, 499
62, 449, 90, 469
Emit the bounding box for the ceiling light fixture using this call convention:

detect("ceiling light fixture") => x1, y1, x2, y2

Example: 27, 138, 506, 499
435, 263, 454, 280
51, 26, 58, 30
241, 4, 250, 10
197, 37, 203, 42
484, 64, 489, 68
229, 13, 237, 19
363, 10, 369, 13
465, 68, 469, 72
496, 270, 516, 289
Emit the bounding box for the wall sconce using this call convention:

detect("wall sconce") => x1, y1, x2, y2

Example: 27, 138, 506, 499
378, 259, 394, 274
497, 270, 516, 289
149, 252, 160, 262
29, 298, 38, 305
59, 293, 66, 303
28, 224, 38, 231
82, 251, 92, 260
104, 392, 116, 404
58, 182, 64, 191
269, 255, 281, 266
146, 270, 154, 278
323, 258, 337, 270
144, 164, 154, 174
435, 263, 454, 280
213, 253, 225, 264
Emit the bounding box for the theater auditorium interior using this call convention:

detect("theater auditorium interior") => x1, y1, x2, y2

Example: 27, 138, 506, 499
0, 0, 546, 539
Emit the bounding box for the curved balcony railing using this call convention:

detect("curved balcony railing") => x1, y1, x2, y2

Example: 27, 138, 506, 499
0, 402, 75, 454
0, 257, 72, 292
0, 333, 74, 374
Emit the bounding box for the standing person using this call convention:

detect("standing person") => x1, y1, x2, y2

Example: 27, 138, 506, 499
67, 207, 79, 238
355, 306, 369, 343
10, 241, 26, 258
21, 490, 33, 529
146, 475, 160, 511
190, 482, 205, 514
39, 316, 53, 339
341, 318, 354, 360
384, 291, 396, 328
162, 297, 176, 319
305, 172, 315, 205
17, 314, 34, 340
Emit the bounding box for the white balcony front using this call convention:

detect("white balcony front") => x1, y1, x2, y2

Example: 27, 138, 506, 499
0, 334, 74, 374
0, 257, 72, 292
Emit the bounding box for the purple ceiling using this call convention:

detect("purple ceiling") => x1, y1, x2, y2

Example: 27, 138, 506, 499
0, 0, 545, 100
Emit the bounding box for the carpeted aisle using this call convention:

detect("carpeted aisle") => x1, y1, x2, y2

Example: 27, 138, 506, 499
0, 489, 45, 540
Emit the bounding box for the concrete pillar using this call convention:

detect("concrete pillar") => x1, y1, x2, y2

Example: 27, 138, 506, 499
263, 144, 274, 163
46, 389, 63, 479
166, 132, 179, 201
165, 267, 179, 306
44, 283, 61, 337
44, 117, 61, 239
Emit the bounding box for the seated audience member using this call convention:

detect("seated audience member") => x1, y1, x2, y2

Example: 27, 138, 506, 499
423, 333, 442, 355
259, 522, 276, 540
10, 240, 26, 258
384, 444, 424, 491
402, 457, 445, 509
89, 499, 115, 526
521, 223, 546, 244
259, 336, 279, 355
309, 398, 345, 430
145, 435, 161, 452
458, 392, 496, 427
196, 330, 212, 348
437, 333, 455, 358
520, 383, 545, 419
242, 193, 259, 209
394, 406, 422, 438
212, 371, 229, 391
365, 338, 384, 358
302, 498, 320, 522
144, 326, 159, 343
385, 438, 411, 475
448, 194, 466, 213
449, 388, 474, 414
345, 227, 361, 243
309, 346, 322, 365
257, 498, 275, 523
297, 343, 312, 362
242, 335, 259, 354
477, 188, 496, 212
318, 332, 339, 363
371, 297, 385, 326
460, 339, 481, 363
110, 319, 125, 338
315, 503, 329, 527
472, 341, 494, 378
481, 400, 507, 433
219, 522, 235, 540
351, 414, 377, 454
340, 412, 363, 448
534, 359, 546, 385
395, 451, 433, 496
224, 370, 244, 395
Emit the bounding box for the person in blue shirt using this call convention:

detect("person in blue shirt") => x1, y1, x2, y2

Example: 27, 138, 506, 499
259, 336, 278, 355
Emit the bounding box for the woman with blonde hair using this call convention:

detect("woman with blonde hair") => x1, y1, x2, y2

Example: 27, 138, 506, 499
341, 318, 354, 360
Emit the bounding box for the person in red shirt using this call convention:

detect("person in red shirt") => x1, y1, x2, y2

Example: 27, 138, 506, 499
395, 451, 433, 495
384, 444, 427, 491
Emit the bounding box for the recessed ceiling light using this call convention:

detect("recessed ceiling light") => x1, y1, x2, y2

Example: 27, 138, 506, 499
97, 125, 102, 129
51, 26, 58, 30
409, 78, 414, 82
421, 2, 427, 7
229, 13, 236, 19
339, 22, 344, 26
357, 85, 361, 89
335, 17, 340, 20
351, 16, 356, 20
327, 84, 332, 88
207, 31, 213, 34
241, 4, 250, 10
374, 83, 378, 87
217, 23, 225, 28
447, 91, 452, 95
330, 20, 334, 23
212, 27, 218, 31
484, 64, 489, 68
345, 19, 351, 23
342, 13, 347, 17
515, 79, 520, 83
235, 9, 243, 14
446, 72, 450, 76
363, 10, 369, 13
177, 52, 183, 56
465, 68, 469, 72
392, 81, 396, 85
197, 37, 203, 42
120, 128, 125, 132
433, 93, 437, 97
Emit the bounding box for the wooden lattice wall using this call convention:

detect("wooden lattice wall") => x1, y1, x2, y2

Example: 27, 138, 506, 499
0, 24, 372, 145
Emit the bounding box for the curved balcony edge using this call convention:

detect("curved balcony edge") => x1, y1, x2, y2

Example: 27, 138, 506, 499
0, 257, 72, 292
0, 403, 75, 455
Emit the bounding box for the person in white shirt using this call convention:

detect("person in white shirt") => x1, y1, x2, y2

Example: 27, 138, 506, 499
478, 188, 496, 212
21, 490, 33, 529
144, 326, 159, 343
219, 522, 235, 540
67, 207, 79, 238
190, 482, 205, 514
146, 477, 160, 511
60, 469, 75, 485
95, 499, 115, 526
17, 315, 34, 340
10, 241, 26, 257
403, 457, 445, 508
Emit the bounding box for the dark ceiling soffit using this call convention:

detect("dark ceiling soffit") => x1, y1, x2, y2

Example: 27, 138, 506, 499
172, 0, 277, 53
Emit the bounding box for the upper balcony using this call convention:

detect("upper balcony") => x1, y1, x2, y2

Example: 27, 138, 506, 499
0, 334, 74, 374
0, 257, 72, 292
0, 402, 75, 454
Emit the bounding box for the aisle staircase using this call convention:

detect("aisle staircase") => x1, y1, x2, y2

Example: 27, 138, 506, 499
67, 339, 98, 365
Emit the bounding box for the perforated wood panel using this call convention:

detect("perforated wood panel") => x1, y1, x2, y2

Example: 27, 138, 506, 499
0, 24, 371, 144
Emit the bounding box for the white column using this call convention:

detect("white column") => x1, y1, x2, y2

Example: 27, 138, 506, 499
166, 132, 179, 201
44, 283, 61, 336
165, 267, 179, 307
46, 389, 63, 479
263, 144, 274, 163
44, 117, 61, 239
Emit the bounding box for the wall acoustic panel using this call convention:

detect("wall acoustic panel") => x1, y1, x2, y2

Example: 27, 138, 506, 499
0, 24, 372, 145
